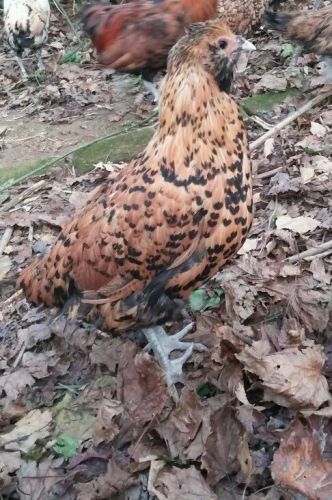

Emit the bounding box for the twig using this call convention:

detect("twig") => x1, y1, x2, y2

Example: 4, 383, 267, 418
250, 91, 331, 151
0, 180, 46, 212
287, 240, 332, 263
51, 0, 80, 41
256, 166, 282, 179
2, 289, 23, 305
0, 227, 13, 255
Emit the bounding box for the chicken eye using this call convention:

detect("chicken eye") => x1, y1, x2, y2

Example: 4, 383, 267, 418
218, 39, 228, 50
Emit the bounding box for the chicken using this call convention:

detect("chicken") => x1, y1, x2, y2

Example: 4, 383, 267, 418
3, 0, 50, 80
266, 5, 332, 81
81, 0, 266, 99
19, 20, 255, 393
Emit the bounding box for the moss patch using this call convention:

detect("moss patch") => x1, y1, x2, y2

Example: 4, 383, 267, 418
241, 88, 300, 115
73, 126, 155, 173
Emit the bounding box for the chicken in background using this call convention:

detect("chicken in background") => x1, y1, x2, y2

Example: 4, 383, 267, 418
266, 4, 332, 81
19, 20, 255, 397
3, 0, 50, 80
81, 0, 266, 100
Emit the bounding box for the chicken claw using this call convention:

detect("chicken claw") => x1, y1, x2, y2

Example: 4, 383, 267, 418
142, 323, 207, 399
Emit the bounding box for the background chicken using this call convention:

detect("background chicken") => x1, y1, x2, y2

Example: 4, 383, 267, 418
81, 0, 266, 99
19, 19, 255, 393
3, 0, 50, 80
266, 5, 332, 81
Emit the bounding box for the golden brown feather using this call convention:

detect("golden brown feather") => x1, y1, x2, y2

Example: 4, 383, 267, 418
19, 20, 254, 332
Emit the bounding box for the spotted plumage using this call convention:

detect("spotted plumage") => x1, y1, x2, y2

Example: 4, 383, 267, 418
4, 0, 50, 78
19, 20, 254, 333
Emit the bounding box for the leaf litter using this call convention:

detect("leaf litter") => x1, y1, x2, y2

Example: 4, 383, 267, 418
0, 3, 332, 499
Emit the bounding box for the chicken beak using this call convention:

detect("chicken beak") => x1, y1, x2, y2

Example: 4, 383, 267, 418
236, 36, 256, 52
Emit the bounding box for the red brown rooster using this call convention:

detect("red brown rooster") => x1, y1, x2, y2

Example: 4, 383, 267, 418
81, 0, 266, 99
19, 19, 255, 392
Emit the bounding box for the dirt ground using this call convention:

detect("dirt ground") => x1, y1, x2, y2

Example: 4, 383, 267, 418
0, 10, 154, 177
0, 2, 332, 500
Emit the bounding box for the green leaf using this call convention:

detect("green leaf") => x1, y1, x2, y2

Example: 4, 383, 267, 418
188, 288, 223, 312
196, 382, 217, 400
281, 43, 296, 59
61, 50, 81, 64
130, 74, 142, 86
53, 435, 80, 459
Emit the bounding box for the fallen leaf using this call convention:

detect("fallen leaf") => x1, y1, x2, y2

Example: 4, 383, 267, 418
17, 458, 62, 500
159, 388, 203, 458
0, 255, 11, 280
263, 138, 275, 158
255, 74, 287, 91
53, 435, 80, 459
148, 461, 217, 500
271, 418, 332, 499
117, 342, 169, 426
0, 409, 52, 452
276, 215, 320, 234
0, 451, 22, 489
201, 397, 243, 485
75, 451, 138, 499
94, 399, 123, 445
238, 238, 258, 255
310, 121, 327, 138
0, 368, 35, 401
236, 340, 330, 409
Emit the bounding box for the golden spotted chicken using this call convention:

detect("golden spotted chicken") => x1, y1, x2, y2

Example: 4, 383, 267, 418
3, 0, 50, 79
19, 20, 255, 390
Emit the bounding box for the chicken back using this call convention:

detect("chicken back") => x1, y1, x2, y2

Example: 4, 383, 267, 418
82, 0, 265, 73
19, 20, 254, 331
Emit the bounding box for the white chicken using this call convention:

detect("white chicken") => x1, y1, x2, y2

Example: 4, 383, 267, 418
3, 0, 50, 79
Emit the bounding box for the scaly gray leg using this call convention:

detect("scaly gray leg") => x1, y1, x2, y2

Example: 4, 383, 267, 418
142, 323, 207, 401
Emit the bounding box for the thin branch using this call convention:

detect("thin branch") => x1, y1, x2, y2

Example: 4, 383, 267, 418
287, 240, 332, 263
0, 180, 46, 212
250, 90, 331, 151
51, 0, 80, 41
0, 227, 13, 255
256, 166, 282, 179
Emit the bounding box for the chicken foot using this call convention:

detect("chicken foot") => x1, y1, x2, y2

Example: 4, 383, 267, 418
142, 322, 206, 400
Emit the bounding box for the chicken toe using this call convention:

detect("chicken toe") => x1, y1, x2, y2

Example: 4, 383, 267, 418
142, 323, 206, 396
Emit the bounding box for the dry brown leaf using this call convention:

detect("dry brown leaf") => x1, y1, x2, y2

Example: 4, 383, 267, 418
93, 399, 123, 445
0, 451, 22, 489
148, 461, 217, 500
0, 367, 35, 401
159, 388, 203, 458
117, 341, 169, 426
271, 418, 332, 499
236, 340, 330, 409
0, 255, 11, 280
0, 409, 52, 452
75, 451, 138, 500
17, 458, 63, 500
201, 397, 243, 485
276, 215, 320, 234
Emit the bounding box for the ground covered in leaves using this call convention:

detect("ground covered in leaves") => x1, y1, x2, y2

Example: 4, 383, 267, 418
0, 2, 332, 499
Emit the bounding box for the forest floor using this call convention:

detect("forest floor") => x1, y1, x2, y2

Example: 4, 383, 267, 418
0, 2, 332, 500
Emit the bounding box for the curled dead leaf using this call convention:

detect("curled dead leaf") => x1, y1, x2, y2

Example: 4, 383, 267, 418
272, 418, 332, 499
236, 340, 330, 410
148, 460, 217, 500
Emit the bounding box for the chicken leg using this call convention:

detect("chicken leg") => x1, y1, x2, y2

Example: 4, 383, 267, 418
13, 52, 28, 81
142, 322, 207, 400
